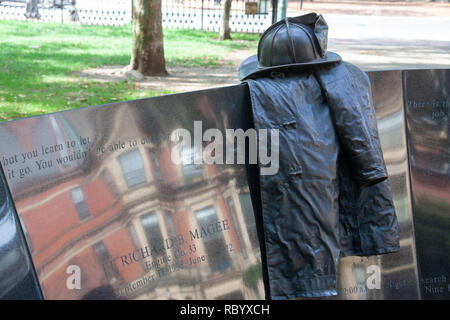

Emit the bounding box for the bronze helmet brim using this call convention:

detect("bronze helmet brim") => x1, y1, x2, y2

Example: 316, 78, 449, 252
238, 51, 341, 81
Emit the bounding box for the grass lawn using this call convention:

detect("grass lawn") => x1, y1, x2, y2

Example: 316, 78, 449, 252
0, 20, 258, 121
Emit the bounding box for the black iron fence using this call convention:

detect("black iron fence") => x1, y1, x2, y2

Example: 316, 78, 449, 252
0, 0, 274, 33
0, 0, 131, 26
162, 0, 272, 33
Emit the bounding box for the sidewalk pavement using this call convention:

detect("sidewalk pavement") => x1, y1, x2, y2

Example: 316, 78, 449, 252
287, 0, 450, 17
283, 1, 450, 71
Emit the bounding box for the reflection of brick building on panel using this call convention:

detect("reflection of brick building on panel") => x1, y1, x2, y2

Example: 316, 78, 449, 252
13, 106, 263, 300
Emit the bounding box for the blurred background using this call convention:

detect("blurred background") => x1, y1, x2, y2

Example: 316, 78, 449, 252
0, 0, 449, 121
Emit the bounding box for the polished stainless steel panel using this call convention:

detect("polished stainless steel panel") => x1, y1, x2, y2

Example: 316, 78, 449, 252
0, 69, 447, 300
0, 86, 265, 300
328, 70, 421, 300
404, 69, 450, 300
0, 163, 43, 299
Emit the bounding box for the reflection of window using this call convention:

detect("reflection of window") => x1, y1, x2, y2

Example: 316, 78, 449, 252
149, 149, 162, 181
119, 150, 146, 188
354, 264, 368, 299
93, 241, 118, 282
71, 187, 90, 220
239, 193, 258, 248
180, 147, 203, 183
93, 241, 111, 264
165, 211, 176, 239
141, 212, 164, 259
101, 169, 119, 198
227, 197, 247, 259
165, 211, 182, 265
195, 206, 231, 273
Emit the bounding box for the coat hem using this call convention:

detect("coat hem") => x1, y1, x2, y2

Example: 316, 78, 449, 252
271, 289, 338, 300
269, 275, 337, 300
340, 245, 400, 257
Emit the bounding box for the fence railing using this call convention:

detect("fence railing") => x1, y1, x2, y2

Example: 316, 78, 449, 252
0, 0, 273, 33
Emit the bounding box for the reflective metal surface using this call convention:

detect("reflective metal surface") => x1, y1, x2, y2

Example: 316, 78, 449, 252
0, 163, 43, 299
0, 69, 448, 300
329, 70, 421, 300
404, 69, 450, 299
0, 86, 264, 299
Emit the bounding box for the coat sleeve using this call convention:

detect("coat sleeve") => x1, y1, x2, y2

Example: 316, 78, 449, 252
314, 62, 388, 186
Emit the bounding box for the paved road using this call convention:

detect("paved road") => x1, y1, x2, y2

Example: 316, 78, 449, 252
288, 12, 450, 71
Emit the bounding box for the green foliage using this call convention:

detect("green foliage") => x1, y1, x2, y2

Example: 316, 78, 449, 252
243, 264, 262, 289
0, 20, 258, 121
164, 29, 258, 67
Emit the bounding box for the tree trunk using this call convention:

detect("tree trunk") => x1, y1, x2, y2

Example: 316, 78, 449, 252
25, 0, 40, 19
130, 0, 168, 76
219, 0, 232, 40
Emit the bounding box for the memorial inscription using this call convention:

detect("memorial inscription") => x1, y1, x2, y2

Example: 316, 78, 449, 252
112, 228, 236, 300
0, 69, 448, 300
2, 136, 92, 180
407, 98, 449, 120
0, 134, 162, 180
0, 87, 264, 300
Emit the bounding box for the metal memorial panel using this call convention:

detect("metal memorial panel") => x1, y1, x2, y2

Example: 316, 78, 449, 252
329, 70, 421, 300
0, 162, 43, 299
0, 86, 265, 300
0, 69, 448, 299
404, 69, 450, 300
